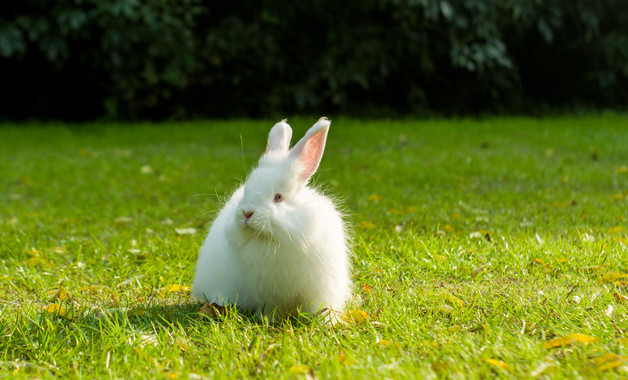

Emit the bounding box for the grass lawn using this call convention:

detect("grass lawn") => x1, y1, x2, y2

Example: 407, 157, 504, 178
1, 114, 628, 378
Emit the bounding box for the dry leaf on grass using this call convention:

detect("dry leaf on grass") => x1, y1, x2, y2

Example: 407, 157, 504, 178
377, 339, 400, 348
176, 337, 189, 352
614, 293, 628, 303
162, 284, 192, 293
337, 353, 353, 366
44, 303, 74, 319
47, 288, 69, 302
444, 293, 465, 308
484, 358, 512, 371
340, 310, 369, 325
25, 248, 50, 267
199, 302, 227, 318
545, 333, 597, 349
592, 353, 628, 371
367, 194, 383, 202
599, 271, 628, 284
356, 221, 375, 230
156, 284, 192, 298
533, 258, 551, 270
287, 364, 310, 375
616, 166, 628, 174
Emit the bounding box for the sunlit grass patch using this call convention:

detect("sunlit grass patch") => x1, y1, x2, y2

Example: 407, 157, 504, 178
1, 114, 628, 377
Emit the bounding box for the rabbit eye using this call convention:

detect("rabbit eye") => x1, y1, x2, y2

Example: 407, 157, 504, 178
273, 193, 283, 203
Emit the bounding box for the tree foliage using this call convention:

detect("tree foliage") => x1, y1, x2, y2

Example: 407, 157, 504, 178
1, 0, 626, 119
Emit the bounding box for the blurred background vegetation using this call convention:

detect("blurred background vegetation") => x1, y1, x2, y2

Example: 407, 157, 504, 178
1, 0, 627, 120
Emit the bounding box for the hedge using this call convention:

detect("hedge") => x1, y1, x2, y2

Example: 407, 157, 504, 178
1, 0, 626, 119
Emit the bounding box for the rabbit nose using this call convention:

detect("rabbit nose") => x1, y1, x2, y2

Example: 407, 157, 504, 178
243, 210, 254, 220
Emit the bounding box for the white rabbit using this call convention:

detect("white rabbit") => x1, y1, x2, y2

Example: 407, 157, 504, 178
192, 117, 351, 320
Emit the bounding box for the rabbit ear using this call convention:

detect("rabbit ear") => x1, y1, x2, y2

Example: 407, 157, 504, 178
266, 119, 293, 154
289, 117, 330, 182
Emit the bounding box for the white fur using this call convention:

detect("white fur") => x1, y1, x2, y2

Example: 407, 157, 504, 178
192, 118, 351, 318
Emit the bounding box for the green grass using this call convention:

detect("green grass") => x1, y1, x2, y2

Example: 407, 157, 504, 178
1, 114, 628, 378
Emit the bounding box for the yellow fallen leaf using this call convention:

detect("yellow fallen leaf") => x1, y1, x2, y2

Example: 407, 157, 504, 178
287, 364, 309, 374
390, 206, 416, 215
47, 288, 69, 302
337, 353, 353, 366
80, 285, 105, 293
600, 271, 628, 284
484, 358, 512, 371
593, 353, 628, 364
616, 281, 628, 287
436, 304, 455, 314
533, 258, 551, 270
164, 284, 192, 293
112, 293, 120, 306
176, 337, 189, 351
612, 193, 627, 201
362, 284, 371, 293
442, 224, 455, 233
367, 194, 383, 202
425, 341, 441, 349
616, 166, 628, 174
166, 373, 178, 379
341, 310, 369, 324
356, 221, 376, 230
609, 226, 624, 234
545, 333, 597, 349
599, 361, 626, 371
444, 293, 465, 307
619, 337, 628, 345
25, 256, 50, 267
44, 303, 74, 319
593, 353, 628, 371
377, 340, 400, 348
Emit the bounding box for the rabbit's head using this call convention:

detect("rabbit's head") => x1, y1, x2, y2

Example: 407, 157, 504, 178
235, 118, 331, 242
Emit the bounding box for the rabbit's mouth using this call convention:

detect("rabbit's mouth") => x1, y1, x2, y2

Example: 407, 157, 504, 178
242, 217, 259, 231
241, 219, 274, 241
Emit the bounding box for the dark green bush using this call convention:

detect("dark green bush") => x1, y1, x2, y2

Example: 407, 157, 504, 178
0, 0, 626, 119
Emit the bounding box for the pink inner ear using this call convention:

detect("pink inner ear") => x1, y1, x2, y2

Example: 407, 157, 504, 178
299, 129, 326, 180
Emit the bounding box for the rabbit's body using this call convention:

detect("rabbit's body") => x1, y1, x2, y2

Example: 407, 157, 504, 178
192, 118, 351, 318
